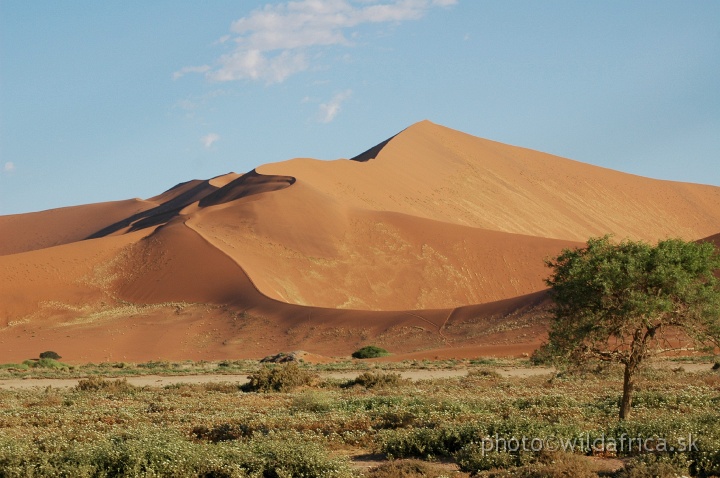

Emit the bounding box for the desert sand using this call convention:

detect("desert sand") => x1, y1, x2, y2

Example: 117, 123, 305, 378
1, 120, 718, 363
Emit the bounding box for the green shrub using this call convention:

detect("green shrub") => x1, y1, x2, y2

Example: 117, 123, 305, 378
617, 453, 691, 478
291, 390, 334, 413
351, 371, 408, 389
242, 363, 318, 393
378, 424, 480, 459
39, 351, 61, 360
0, 363, 29, 370
243, 433, 353, 477
22, 358, 67, 369
455, 441, 524, 472
192, 423, 258, 442
352, 345, 390, 359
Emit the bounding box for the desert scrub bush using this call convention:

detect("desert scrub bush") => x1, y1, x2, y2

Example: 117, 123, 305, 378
242, 432, 354, 477
350, 371, 408, 389
201, 381, 242, 393
242, 363, 318, 392
192, 422, 260, 442
377, 424, 480, 459
291, 390, 335, 413
466, 450, 598, 478
466, 367, 503, 380
75, 376, 134, 393
38, 350, 61, 360
351, 345, 390, 359
454, 441, 530, 474
616, 453, 691, 478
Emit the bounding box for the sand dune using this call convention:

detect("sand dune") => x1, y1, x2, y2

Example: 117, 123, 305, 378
189, 179, 577, 309
0, 120, 718, 362
0, 200, 154, 256
259, 121, 720, 242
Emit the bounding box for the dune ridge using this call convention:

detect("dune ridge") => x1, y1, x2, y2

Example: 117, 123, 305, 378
259, 120, 720, 242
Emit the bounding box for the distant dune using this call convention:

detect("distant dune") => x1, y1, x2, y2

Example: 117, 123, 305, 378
1, 120, 718, 362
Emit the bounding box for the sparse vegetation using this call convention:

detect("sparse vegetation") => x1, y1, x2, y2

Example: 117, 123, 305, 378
0, 359, 717, 476
75, 376, 134, 392
352, 345, 390, 359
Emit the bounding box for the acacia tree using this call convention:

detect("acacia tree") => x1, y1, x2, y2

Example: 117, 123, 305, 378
542, 236, 720, 420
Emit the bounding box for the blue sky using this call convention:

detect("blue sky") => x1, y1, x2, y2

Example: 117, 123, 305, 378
1, 1, 719, 215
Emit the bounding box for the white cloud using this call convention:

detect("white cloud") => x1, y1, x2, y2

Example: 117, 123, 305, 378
3, 162, 15, 173
201, 133, 220, 148
208, 49, 308, 84
318, 90, 352, 123
173, 65, 211, 80
177, 0, 456, 84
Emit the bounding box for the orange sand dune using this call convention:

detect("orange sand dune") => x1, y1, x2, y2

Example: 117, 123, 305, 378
0, 199, 154, 256
0, 230, 149, 326
259, 121, 720, 242
0, 214, 551, 361
1, 120, 719, 362
189, 179, 578, 309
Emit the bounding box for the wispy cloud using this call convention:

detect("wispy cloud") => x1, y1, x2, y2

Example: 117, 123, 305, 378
173, 65, 211, 80
201, 133, 220, 149
2, 162, 15, 173
175, 0, 457, 84
318, 90, 352, 123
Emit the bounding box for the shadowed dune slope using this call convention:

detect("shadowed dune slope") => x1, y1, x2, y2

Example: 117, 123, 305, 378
259, 120, 720, 242
701, 232, 720, 248
87, 173, 242, 238
198, 170, 295, 207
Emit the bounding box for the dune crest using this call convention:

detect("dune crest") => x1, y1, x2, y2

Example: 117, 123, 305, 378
260, 120, 720, 242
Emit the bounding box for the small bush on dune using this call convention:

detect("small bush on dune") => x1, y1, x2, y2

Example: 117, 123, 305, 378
39, 351, 61, 360
352, 345, 390, 359
242, 363, 318, 393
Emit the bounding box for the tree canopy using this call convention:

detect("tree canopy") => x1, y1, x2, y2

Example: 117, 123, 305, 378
542, 235, 720, 419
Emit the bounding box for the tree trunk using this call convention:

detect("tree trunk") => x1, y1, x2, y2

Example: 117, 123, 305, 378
619, 363, 634, 420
